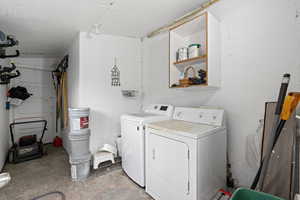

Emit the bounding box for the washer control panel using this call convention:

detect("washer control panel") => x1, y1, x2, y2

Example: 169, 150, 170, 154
174, 107, 224, 126
144, 104, 174, 117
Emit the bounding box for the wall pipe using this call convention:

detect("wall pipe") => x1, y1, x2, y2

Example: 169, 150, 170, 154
147, 0, 221, 38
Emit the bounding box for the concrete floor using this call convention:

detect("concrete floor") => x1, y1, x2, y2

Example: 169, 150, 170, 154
0, 145, 153, 200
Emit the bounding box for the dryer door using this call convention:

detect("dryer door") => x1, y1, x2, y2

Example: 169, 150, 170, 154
146, 131, 190, 200
121, 119, 145, 186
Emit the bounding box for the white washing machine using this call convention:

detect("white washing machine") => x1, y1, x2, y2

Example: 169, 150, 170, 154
145, 107, 226, 200
121, 104, 174, 187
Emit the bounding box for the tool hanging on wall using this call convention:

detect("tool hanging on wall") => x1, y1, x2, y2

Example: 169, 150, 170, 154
52, 55, 69, 132
8, 86, 32, 100
0, 62, 21, 85
7, 86, 32, 107
0, 30, 20, 59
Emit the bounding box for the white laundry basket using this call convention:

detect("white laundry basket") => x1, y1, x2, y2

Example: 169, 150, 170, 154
69, 108, 90, 131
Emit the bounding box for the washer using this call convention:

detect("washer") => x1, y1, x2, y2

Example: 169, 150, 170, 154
121, 104, 174, 187
145, 107, 226, 200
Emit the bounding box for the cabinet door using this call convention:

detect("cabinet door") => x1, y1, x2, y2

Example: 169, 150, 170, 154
146, 132, 190, 200
207, 11, 221, 87
121, 120, 145, 186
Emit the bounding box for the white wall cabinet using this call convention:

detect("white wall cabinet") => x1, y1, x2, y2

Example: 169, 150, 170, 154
169, 12, 221, 89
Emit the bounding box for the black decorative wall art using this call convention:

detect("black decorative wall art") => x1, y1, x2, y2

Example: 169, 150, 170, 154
111, 58, 120, 87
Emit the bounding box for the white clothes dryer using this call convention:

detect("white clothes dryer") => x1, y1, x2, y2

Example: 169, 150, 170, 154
146, 107, 227, 200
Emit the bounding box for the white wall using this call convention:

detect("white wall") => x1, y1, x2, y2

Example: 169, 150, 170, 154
0, 56, 58, 170
207, 0, 300, 186
142, 0, 300, 187
65, 35, 81, 152
0, 65, 9, 170
77, 33, 142, 153
10, 57, 58, 143
67, 35, 80, 108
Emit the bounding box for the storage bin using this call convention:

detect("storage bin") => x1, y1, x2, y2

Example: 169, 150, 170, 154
188, 44, 201, 58
231, 188, 284, 200
70, 153, 92, 163
69, 128, 90, 136
68, 129, 90, 158
70, 157, 91, 181
69, 108, 90, 131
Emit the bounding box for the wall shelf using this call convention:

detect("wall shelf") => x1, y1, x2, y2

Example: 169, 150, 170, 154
173, 55, 207, 68
171, 83, 207, 88
169, 11, 221, 89
171, 84, 220, 91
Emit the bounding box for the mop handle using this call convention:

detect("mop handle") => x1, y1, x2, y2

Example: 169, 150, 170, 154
251, 74, 291, 189
258, 92, 300, 189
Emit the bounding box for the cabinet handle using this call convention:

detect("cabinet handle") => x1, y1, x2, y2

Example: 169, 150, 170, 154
187, 181, 190, 195
152, 149, 155, 160
137, 126, 139, 131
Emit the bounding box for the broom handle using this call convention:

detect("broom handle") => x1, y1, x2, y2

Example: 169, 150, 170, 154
251, 74, 290, 189
258, 74, 291, 189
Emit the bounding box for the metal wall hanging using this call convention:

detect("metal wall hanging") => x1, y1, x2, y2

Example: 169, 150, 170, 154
0, 30, 20, 59
0, 62, 21, 85
111, 58, 120, 87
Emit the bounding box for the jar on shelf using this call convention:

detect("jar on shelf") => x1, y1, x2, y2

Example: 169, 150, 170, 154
188, 44, 201, 59
177, 47, 188, 61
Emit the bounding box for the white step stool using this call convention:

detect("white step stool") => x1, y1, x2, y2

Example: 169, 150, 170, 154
93, 144, 117, 170
0, 173, 11, 189
93, 151, 115, 169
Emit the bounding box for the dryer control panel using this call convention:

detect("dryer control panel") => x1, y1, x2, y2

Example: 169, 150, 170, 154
143, 104, 174, 117
173, 107, 224, 126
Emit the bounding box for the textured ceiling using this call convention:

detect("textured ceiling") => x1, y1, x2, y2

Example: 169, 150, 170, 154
0, 0, 207, 56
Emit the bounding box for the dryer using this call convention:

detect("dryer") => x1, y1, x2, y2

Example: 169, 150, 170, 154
145, 107, 226, 200
121, 104, 174, 187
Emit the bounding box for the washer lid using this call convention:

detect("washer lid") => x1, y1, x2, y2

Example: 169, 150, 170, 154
130, 113, 158, 118
121, 113, 171, 123
147, 120, 225, 139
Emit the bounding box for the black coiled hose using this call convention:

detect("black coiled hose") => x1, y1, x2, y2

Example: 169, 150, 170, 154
31, 191, 66, 200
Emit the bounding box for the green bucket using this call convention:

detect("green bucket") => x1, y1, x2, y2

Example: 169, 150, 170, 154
231, 188, 285, 200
